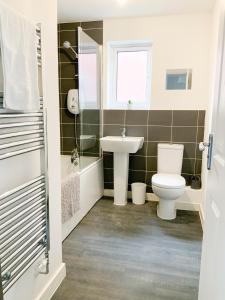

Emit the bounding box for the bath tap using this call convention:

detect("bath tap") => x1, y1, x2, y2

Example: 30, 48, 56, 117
121, 127, 126, 138
71, 148, 79, 166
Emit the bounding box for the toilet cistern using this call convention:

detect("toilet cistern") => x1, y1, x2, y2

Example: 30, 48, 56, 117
152, 143, 185, 220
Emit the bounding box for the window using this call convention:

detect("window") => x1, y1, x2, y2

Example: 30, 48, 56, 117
108, 41, 152, 109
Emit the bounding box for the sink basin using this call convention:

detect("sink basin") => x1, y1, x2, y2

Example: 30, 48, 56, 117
100, 136, 144, 153
100, 136, 144, 206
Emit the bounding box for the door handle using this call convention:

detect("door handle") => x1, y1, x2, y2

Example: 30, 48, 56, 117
199, 134, 213, 170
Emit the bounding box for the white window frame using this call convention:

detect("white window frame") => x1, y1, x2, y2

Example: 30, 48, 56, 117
107, 40, 152, 109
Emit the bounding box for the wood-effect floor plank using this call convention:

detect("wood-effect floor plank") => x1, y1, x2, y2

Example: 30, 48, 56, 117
51, 199, 202, 300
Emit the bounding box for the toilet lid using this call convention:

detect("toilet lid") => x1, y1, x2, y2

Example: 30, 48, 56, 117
152, 173, 185, 189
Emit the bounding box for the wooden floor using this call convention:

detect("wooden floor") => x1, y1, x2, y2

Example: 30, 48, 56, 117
51, 199, 202, 300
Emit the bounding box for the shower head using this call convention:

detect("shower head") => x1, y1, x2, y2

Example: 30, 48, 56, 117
63, 40, 78, 59
63, 41, 71, 49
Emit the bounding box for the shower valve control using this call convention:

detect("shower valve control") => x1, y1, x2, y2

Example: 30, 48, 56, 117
67, 89, 79, 115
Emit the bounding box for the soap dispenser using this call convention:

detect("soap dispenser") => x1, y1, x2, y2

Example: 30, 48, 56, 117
67, 89, 79, 115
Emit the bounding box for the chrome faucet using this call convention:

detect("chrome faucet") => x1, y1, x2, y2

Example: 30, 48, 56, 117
121, 127, 126, 138
71, 148, 79, 166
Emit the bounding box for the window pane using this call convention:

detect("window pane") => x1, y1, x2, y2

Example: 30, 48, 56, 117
116, 51, 148, 103
79, 53, 97, 107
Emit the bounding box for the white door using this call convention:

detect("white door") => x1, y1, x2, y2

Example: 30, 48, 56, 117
198, 14, 225, 300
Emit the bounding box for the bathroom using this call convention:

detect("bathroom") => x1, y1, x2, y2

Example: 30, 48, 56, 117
0, 0, 225, 299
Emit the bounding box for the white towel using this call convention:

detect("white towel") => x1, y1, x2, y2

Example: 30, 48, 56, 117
0, 3, 39, 111
61, 172, 80, 224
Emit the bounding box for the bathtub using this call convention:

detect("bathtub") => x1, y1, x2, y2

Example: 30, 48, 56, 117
61, 155, 104, 241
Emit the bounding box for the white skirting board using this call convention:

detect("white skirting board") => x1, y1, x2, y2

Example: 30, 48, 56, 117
35, 263, 66, 300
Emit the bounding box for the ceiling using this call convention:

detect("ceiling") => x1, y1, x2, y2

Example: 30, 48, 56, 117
58, 0, 215, 23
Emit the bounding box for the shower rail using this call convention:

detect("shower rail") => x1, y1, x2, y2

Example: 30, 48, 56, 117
0, 26, 49, 300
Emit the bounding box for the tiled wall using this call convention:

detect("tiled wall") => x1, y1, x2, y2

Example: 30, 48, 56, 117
58, 21, 103, 155
103, 110, 205, 192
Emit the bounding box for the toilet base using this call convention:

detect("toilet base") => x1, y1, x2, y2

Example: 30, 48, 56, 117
157, 199, 176, 220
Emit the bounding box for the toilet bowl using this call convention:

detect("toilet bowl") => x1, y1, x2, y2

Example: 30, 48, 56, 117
152, 173, 185, 219
151, 144, 185, 220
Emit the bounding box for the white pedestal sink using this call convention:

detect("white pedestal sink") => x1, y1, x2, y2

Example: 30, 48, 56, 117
100, 136, 144, 206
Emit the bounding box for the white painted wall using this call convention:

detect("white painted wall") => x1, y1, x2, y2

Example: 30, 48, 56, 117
0, 0, 65, 299
103, 14, 211, 110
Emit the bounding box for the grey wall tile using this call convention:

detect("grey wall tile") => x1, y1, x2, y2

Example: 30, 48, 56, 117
129, 156, 146, 171
195, 159, 202, 174
63, 138, 76, 151
146, 171, 157, 186
105, 182, 114, 189
147, 157, 157, 172
128, 170, 146, 184
84, 29, 103, 45
172, 127, 196, 143
82, 138, 99, 153
81, 21, 103, 29
61, 109, 75, 123
148, 126, 171, 142
60, 22, 80, 30
134, 142, 147, 156
82, 109, 100, 124
182, 159, 195, 174
60, 93, 67, 109
126, 110, 148, 125
62, 124, 75, 137
103, 125, 123, 136
126, 126, 148, 140
104, 168, 114, 182
182, 143, 196, 159
198, 111, 206, 126
59, 30, 78, 47
60, 62, 77, 78
196, 146, 203, 159
173, 110, 198, 126
104, 110, 125, 125
103, 153, 113, 169
197, 127, 205, 143
60, 79, 77, 93
149, 110, 172, 125
82, 124, 100, 137
146, 142, 158, 156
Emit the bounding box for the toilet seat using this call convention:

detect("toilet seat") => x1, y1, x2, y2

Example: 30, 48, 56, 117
152, 173, 185, 189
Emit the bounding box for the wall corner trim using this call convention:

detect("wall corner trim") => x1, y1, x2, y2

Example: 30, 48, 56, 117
35, 263, 66, 300
199, 203, 205, 230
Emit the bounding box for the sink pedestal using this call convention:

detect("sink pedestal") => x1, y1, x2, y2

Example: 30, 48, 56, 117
100, 136, 144, 206
114, 152, 129, 206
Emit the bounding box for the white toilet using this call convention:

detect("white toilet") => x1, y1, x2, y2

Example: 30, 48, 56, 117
152, 143, 185, 220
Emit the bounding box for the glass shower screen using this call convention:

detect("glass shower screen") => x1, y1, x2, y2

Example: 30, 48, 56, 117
78, 27, 101, 170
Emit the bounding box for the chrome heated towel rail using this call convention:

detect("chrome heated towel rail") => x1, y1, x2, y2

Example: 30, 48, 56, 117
0, 26, 49, 299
